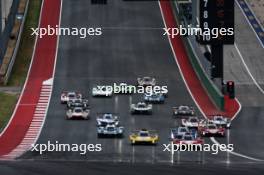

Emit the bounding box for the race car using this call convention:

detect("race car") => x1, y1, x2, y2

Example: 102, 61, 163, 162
181, 117, 204, 128
170, 127, 191, 140
97, 124, 124, 138
130, 102, 152, 115
210, 115, 231, 128
67, 98, 89, 109
137, 77, 156, 86
172, 105, 195, 116
116, 83, 135, 94
92, 86, 113, 97
96, 113, 119, 127
199, 124, 225, 137
144, 93, 165, 104
129, 129, 158, 145
61, 91, 82, 104
66, 107, 90, 120
173, 133, 204, 145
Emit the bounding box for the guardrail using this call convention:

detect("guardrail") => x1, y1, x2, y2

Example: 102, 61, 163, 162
0, 0, 29, 85
170, 1, 225, 110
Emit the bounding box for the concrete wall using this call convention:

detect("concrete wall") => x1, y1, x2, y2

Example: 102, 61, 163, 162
0, 0, 19, 63
1, 0, 14, 33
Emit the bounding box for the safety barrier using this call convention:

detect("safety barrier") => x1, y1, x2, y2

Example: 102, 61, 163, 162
0, 0, 20, 63
0, 0, 29, 84
170, 1, 225, 110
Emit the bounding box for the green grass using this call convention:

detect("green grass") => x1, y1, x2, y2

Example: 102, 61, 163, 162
8, 0, 42, 86
0, 92, 18, 130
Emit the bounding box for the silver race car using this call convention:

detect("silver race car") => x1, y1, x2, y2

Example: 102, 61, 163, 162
181, 117, 204, 128
61, 91, 82, 104
97, 124, 124, 138
92, 86, 113, 97
96, 113, 119, 126
137, 77, 156, 86
173, 105, 195, 116
210, 115, 231, 128
66, 107, 90, 120
170, 127, 190, 140
130, 102, 152, 115
67, 98, 89, 109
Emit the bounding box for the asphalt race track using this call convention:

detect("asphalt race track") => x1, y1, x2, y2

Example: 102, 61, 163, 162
1, 0, 264, 174
0, 161, 264, 175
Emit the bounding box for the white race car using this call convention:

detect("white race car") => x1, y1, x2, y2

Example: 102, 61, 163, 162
210, 115, 231, 128
96, 113, 119, 126
66, 107, 90, 120
130, 102, 152, 115
61, 91, 82, 104
181, 117, 204, 128
92, 86, 113, 97
97, 124, 124, 138
67, 98, 89, 109
173, 105, 195, 116
137, 77, 156, 86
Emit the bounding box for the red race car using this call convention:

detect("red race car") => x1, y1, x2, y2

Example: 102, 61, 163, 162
173, 133, 204, 145
199, 124, 225, 137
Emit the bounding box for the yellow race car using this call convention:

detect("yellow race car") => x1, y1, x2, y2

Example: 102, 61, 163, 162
129, 129, 158, 145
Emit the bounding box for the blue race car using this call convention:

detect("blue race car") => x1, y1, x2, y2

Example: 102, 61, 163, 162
170, 127, 197, 140
144, 93, 165, 104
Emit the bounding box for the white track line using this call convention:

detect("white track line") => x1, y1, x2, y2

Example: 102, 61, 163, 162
230, 98, 242, 121
30, 0, 63, 157
0, 0, 63, 160
234, 43, 264, 95
0, 0, 45, 138
210, 137, 264, 161
0, 0, 45, 161
1, 82, 53, 160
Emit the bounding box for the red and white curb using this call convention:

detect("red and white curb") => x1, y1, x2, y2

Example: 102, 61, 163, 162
0, 78, 53, 160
